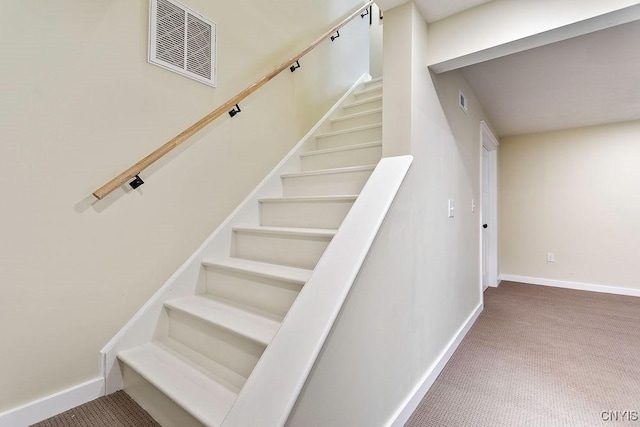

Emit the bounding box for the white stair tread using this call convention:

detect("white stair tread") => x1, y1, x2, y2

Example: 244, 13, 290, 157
300, 141, 382, 157
316, 123, 382, 138
202, 257, 312, 284
118, 342, 237, 427
343, 95, 382, 109
366, 77, 383, 85
354, 86, 382, 96
330, 108, 382, 124
281, 164, 376, 178
232, 225, 337, 238
259, 195, 358, 203
165, 295, 281, 346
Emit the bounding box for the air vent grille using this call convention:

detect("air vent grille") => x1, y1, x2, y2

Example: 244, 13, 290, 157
149, 0, 216, 87
155, 0, 185, 69
186, 14, 212, 79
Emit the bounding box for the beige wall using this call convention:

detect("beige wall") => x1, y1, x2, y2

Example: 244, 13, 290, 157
0, 0, 368, 412
499, 120, 640, 289
288, 2, 497, 425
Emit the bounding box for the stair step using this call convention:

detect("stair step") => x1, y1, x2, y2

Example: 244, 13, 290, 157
118, 342, 238, 427
232, 226, 336, 270
315, 123, 382, 150
364, 77, 383, 88
342, 95, 382, 115
202, 258, 309, 318
354, 85, 382, 101
300, 141, 382, 171
260, 195, 358, 229
233, 225, 337, 238
281, 165, 376, 197
259, 195, 358, 203
330, 108, 382, 131
203, 257, 311, 284
160, 336, 246, 393
165, 295, 280, 347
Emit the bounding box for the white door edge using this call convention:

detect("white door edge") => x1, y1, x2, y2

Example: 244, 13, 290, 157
480, 121, 499, 290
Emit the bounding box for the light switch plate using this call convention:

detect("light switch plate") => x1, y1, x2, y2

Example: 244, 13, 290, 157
448, 199, 455, 218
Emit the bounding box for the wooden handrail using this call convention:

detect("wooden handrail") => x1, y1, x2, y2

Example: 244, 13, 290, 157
93, 1, 373, 200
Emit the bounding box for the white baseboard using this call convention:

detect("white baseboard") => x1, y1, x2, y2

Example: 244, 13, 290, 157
499, 274, 640, 298
0, 377, 105, 427
387, 302, 483, 427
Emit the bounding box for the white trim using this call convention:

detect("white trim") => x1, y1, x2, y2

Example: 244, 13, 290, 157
0, 378, 104, 427
500, 275, 640, 298
480, 121, 499, 288
480, 121, 498, 151
387, 302, 483, 427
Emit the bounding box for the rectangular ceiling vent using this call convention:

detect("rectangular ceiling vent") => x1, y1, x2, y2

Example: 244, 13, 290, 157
149, 0, 216, 87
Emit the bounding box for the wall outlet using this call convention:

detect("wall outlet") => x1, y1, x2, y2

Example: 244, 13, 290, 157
546, 252, 555, 262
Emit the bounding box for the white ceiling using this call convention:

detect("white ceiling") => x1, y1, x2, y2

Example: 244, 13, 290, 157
414, 0, 492, 23
460, 20, 640, 137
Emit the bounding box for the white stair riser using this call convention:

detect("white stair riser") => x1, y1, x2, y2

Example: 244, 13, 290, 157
316, 126, 381, 150
161, 337, 246, 393
364, 80, 382, 90
168, 309, 265, 379
122, 365, 204, 427
205, 267, 301, 318
260, 200, 354, 229
282, 170, 372, 197
233, 231, 332, 270
331, 110, 382, 131
354, 87, 382, 101
343, 98, 382, 115
301, 145, 382, 171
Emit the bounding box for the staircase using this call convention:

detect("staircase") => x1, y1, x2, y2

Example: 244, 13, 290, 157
116, 77, 383, 427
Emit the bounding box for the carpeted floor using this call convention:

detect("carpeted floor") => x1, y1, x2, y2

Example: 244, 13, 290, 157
32, 391, 159, 427
406, 281, 640, 427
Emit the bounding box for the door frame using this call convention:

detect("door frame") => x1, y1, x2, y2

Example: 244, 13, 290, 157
480, 121, 499, 290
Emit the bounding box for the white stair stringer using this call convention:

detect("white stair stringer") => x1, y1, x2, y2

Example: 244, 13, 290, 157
101, 75, 393, 427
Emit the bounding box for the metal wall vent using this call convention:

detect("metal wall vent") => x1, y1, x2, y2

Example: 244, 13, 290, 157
459, 90, 468, 114
149, 0, 216, 87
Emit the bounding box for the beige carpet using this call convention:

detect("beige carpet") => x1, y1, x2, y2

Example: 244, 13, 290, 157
32, 391, 159, 427
406, 281, 640, 427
